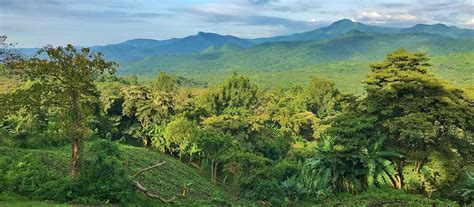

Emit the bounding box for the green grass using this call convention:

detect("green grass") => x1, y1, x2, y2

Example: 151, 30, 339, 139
0, 142, 235, 205
0, 193, 69, 207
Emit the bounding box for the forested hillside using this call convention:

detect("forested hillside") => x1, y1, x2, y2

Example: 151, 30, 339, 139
119, 32, 474, 93
1, 35, 473, 206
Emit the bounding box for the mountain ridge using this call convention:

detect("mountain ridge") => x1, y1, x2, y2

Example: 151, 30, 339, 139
18, 19, 474, 62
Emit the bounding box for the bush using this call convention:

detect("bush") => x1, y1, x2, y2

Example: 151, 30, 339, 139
281, 176, 309, 203
73, 140, 133, 203
450, 165, 474, 205
243, 179, 283, 203
0, 140, 133, 204
0, 154, 60, 196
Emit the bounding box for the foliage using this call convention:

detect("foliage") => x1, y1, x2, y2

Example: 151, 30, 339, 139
2, 45, 116, 177
281, 176, 309, 203
121, 85, 175, 145
302, 134, 365, 198
454, 170, 474, 204
0, 141, 133, 204
1, 45, 473, 205
73, 140, 133, 203
201, 72, 258, 115
162, 117, 200, 158
321, 188, 457, 206
154, 71, 180, 92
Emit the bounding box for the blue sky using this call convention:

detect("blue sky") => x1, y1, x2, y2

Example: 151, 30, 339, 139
1, 0, 473, 47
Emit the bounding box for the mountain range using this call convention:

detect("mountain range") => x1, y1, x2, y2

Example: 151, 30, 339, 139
17, 19, 474, 91
119, 31, 474, 74
20, 19, 473, 62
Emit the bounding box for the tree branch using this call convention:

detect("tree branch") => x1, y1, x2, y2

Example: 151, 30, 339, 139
132, 161, 175, 203
133, 161, 166, 179
133, 180, 176, 203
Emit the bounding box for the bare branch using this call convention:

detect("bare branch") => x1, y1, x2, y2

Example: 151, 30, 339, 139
132, 160, 175, 203
133, 161, 166, 179
133, 181, 176, 203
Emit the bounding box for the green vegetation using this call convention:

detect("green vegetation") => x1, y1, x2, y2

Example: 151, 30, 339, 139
1, 36, 473, 206
120, 33, 474, 94
0, 141, 232, 205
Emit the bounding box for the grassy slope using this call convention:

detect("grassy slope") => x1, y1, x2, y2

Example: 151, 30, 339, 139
0, 144, 462, 206
0, 143, 233, 206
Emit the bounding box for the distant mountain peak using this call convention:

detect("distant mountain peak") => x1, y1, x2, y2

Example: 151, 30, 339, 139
196, 31, 221, 37
120, 38, 161, 47
413, 23, 449, 29
331, 19, 357, 26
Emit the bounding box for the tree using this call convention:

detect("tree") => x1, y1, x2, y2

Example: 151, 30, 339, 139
121, 85, 175, 146
202, 72, 258, 115
196, 129, 231, 183
163, 117, 200, 158
8, 45, 115, 177
154, 71, 179, 92
306, 77, 341, 118
363, 48, 473, 189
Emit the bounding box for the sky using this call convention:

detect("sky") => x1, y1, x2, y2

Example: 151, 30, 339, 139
1, 0, 473, 47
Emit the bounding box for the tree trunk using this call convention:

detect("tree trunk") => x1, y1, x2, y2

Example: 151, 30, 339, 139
394, 160, 404, 189
70, 90, 83, 178
223, 175, 228, 184
71, 137, 81, 177
213, 162, 218, 183
414, 158, 427, 173
210, 159, 215, 183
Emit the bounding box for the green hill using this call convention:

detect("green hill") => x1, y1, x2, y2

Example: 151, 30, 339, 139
0, 144, 235, 206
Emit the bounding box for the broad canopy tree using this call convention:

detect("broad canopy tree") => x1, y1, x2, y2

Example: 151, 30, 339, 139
323, 48, 473, 191
6, 45, 116, 177
364, 49, 473, 188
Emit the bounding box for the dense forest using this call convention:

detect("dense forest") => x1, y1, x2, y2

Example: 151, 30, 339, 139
0, 35, 473, 206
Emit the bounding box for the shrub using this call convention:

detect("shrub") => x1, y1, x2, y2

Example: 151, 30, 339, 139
243, 179, 283, 203
281, 176, 309, 203
0, 140, 133, 204
73, 140, 133, 203
1, 154, 60, 196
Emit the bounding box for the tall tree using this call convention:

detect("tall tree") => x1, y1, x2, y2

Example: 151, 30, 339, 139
363, 48, 473, 189
9, 45, 115, 177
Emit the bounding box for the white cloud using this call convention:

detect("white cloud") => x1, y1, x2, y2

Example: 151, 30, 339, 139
356, 11, 417, 23
465, 18, 474, 26
361, 11, 389, 20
